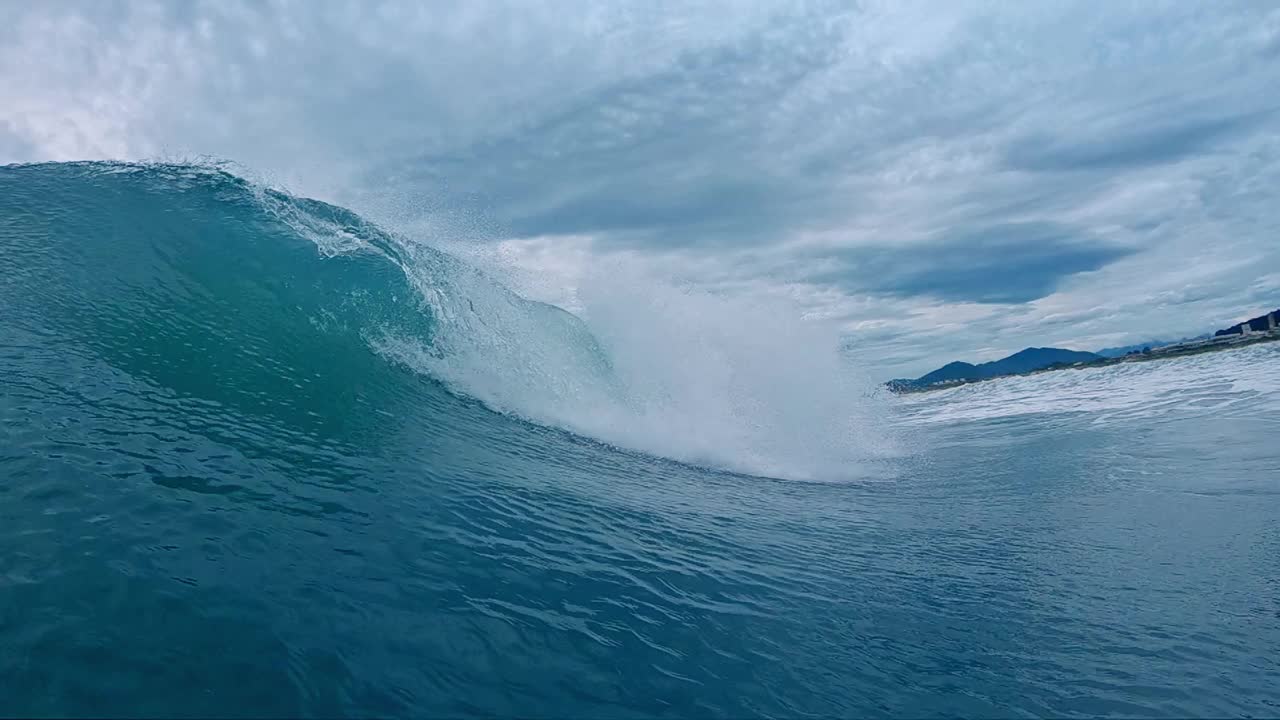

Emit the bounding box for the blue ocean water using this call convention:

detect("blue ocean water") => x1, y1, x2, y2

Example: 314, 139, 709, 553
1, 162, 1277, 717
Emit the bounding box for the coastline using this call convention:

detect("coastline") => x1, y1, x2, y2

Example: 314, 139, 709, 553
891, 330, 1280, 394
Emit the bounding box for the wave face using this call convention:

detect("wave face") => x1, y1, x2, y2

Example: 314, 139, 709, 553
3, 161, 1278, 717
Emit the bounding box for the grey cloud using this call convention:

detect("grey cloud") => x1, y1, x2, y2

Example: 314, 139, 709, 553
374, 10, 850, 247
813, 222, 1135, 304
1005, 109, 1271, 173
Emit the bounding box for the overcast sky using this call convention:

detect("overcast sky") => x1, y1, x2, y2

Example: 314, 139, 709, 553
3, 0, 1278, 379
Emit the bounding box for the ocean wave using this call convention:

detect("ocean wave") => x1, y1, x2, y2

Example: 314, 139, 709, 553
0, 161, 889, 480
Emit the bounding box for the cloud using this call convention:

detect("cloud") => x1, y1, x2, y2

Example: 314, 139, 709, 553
812, 222, 1137, 304
2, 0, 1278, 380
1004, 107, 1272, 173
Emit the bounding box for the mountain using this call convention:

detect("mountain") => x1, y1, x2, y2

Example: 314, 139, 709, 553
887, 306, 1279, 393
1214, 308, 1279, 337
914, 360, 981, 386
1097, 337, 1195, 358
894, 347, 1100, 390
986, 347, 1100, 374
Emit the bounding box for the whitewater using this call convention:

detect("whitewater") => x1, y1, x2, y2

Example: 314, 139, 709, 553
2, 161, 1278, 717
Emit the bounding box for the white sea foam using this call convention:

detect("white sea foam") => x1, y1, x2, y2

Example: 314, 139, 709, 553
374, 243, 899, 481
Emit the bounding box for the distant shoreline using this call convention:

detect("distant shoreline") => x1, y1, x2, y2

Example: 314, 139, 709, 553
890, 330, 1280, 395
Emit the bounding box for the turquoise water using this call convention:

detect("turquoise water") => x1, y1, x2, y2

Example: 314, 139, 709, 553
2, 162, 1277, 717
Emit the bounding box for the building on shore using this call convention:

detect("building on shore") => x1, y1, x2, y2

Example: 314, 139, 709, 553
1214, 308, 1280, 337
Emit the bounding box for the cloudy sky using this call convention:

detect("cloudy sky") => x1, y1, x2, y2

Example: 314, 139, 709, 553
3, 0, 1278, 379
